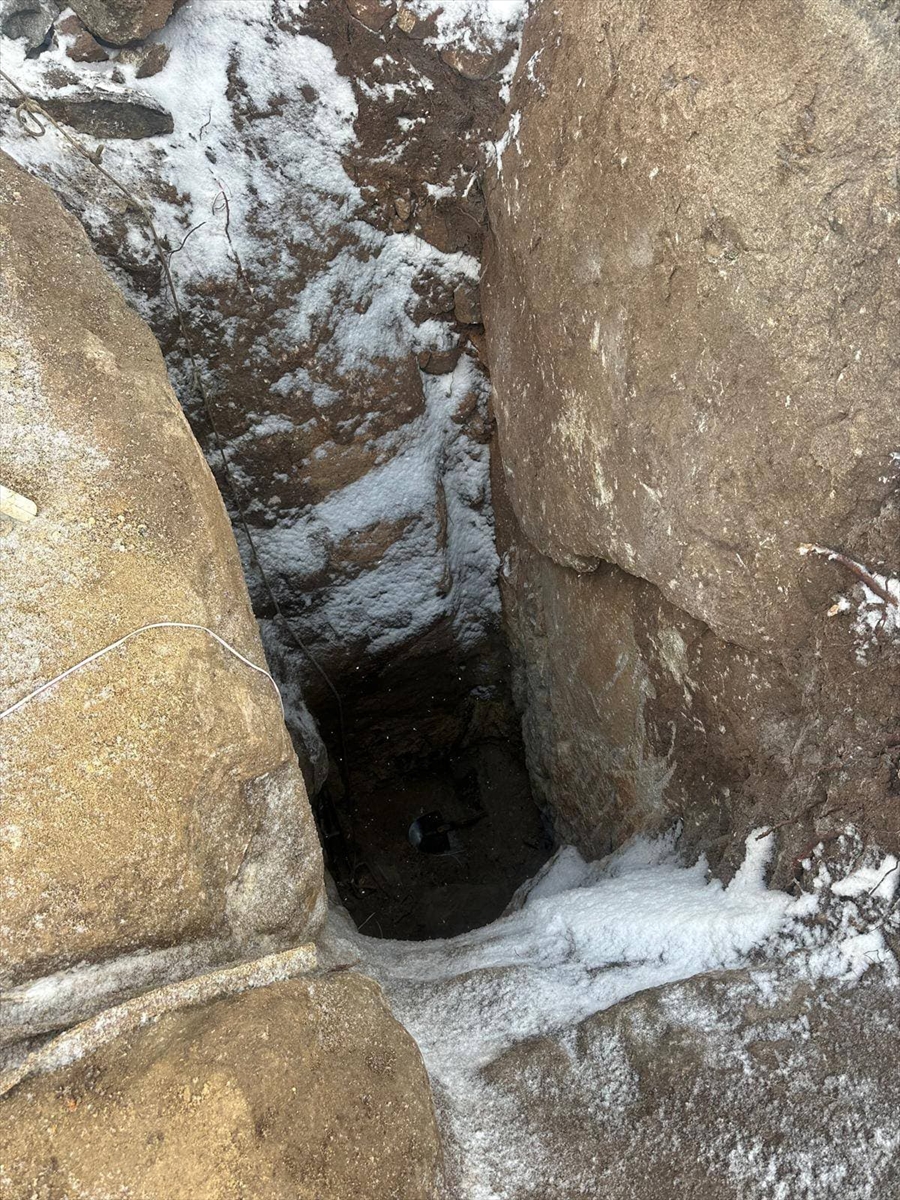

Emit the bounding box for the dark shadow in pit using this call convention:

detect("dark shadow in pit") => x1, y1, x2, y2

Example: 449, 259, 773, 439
309, 633, 554, 940
318, 739, 553, 940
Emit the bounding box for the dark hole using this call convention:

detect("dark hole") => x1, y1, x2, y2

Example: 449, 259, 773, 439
309, 638, 554, 940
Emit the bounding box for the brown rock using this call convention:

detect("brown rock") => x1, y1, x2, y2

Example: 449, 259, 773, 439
479, 966, 900, 1199
65, 30, 109, 61
346, 0, 395, 32
135, 40, 170, 77
57, 8, 107, 60
0, 155, 324, 1013
418, 345, 463, 375
440, 45, 501, 82
486, 0, 900, 869
453, 281, 482, 325
485, 0, 900, 653
0, 973, 443, 1199
70, 0, 174, 44
116, 38, 170, 77
495, 465, 900, 875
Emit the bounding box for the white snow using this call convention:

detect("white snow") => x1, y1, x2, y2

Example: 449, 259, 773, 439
406, 1, 526, 53
831, 854, 899, 903
320, 826, 897, 1198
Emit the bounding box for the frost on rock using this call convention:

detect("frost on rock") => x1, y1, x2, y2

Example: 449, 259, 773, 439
321, 827, 900, 1199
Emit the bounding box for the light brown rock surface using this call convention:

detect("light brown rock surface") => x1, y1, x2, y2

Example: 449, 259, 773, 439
485, 0, 900, 651
0, 971, 443, 1199
486, 0, 900, 873
0, 152, 324, 1017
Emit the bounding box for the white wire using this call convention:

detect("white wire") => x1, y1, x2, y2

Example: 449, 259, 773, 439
0, 622, 284, 721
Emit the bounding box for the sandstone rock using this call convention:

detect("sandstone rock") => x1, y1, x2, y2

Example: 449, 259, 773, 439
486, 0, 900, 870
494, 456, 900, 877
0, 0, 59, 50
479, 966, 900, 1199
0, 972, 442, 1199
0, 154, 324, 1021
70, 0, 174, 45
485, 0, 900, 653
395, 5, 417, 34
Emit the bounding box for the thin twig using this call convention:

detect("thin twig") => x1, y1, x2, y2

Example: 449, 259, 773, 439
868, 860, 900, 899
799, 543, 899, 608
212, 181, 252, 292
167, 219, 206, 260
0, 69, 349, 787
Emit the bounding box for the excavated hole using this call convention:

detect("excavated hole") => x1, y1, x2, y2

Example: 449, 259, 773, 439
308, 643, 554, 940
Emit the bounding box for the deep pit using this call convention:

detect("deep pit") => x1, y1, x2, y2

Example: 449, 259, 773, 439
307, 640, 553, 940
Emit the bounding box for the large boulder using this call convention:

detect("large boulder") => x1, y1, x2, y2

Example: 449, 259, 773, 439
0, 152, 325, 1034
485, 0, 900, 871
0, 971, 443, 1199
485, 0, 899, 651
478, 966, 900, 1199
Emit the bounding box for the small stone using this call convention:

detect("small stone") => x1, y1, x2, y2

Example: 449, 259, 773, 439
59, 13, 107, 59
453, 282, 482, 325
346, 0, 395, 31
417, 346, 463, 375
450, 391, 479, 425
440, 45, 500, 81
395, 5, 416, 33
135, 42, 169, 78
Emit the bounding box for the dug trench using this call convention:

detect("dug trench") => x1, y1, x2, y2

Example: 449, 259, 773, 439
290, 618, 554, 941
3, 0, 897, 950
0, 4, 561, 944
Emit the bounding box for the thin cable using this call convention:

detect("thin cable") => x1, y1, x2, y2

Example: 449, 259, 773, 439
0, 69, 349, 784
0, 622, 283, 721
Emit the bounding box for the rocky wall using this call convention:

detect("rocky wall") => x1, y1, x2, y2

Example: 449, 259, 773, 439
0, 0, 527, 788
485, 0, 900, 877
0, 151, 325, 1039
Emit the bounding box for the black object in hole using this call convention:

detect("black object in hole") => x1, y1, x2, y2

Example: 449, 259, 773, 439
408, 811, 455, 855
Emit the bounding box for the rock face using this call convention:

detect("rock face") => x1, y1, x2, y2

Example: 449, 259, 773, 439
485, 0, 900, 873
70, 0, 174, 45
479, 966, 900, 1200
0, 153, 325, 1029
0, 972, 442, 1199
0, 0, 60, 50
